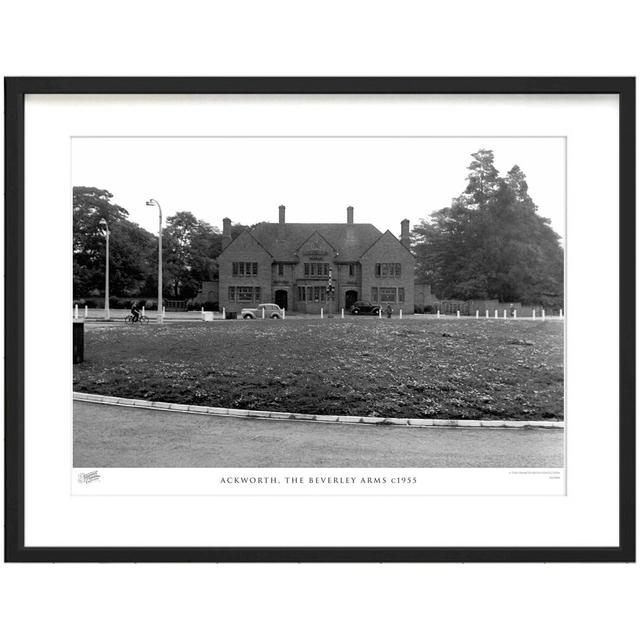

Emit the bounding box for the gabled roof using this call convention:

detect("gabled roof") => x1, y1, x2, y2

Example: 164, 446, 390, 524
249, 223, 382, 262
217, 228, 273, 259
295, 230, 339, 255
360, 229, 415, 260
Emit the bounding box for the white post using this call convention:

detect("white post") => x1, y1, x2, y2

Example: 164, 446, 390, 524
321, 308, 324, 319
485, 309, 489, 319
341, 308, 344, 319
222, 307, 226, 320
162, 305, 166, 318
74, 304, 78, 319
456, 310, 460, 318
513, 309, 517, 319
542, 309, 546, 321
560, 309, 564, 319
84, 305, 88, 318
437, 310, 440, 319
503, 309, 507, 319
533, 309, 536, 319
399, 309, 403, 319
282, 308, 286, 319
475, 310, 479, 319
262, 307, 265, 319
494, 310, 498, 318
378, 308, 382, 318
201, 306, 204, 316
142, 306, 145, 317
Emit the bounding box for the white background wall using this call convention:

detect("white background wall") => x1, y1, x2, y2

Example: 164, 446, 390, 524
1, 2, 638, 639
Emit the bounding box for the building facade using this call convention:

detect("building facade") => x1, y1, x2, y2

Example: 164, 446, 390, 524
217, 206, 415, 314
414, 282, 439, 312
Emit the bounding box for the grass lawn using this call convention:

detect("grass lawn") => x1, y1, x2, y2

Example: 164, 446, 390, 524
74, 317, 564, 420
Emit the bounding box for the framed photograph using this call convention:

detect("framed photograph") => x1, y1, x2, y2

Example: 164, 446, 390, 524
5, 77, 635, 562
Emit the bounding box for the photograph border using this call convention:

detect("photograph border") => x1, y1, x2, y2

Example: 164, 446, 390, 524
5, 76, 635, 562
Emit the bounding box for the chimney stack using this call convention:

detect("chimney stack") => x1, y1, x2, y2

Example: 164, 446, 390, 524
347, 205, 354, 224
222, 217, 232, 250
401, 219, 410, 249
279, 204, 286, 224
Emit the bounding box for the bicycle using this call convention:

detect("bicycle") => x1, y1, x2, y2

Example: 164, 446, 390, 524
124, 313, 150, 324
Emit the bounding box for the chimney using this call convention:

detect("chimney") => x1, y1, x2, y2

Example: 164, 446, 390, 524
347, 205, 354, 224
279, 204, 286, 224
222, 217, 232, 250
401, 219, 410, 249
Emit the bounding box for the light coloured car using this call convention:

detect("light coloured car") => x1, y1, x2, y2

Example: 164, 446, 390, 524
241, 303, 283, 319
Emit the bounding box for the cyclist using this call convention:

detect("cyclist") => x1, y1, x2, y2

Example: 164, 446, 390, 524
131, 300, 141, 323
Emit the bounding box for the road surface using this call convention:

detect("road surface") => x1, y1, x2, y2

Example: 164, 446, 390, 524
73, 401, 564, 468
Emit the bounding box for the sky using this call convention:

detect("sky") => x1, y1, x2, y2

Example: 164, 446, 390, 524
72, 137, 565, 239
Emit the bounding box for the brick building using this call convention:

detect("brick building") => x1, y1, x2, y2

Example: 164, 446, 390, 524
414, 282, 439, 312
216, 205, 415, 314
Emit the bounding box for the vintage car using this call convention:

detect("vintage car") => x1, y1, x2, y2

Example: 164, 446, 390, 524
241, 303, 284, 319
349, 300, 381, 315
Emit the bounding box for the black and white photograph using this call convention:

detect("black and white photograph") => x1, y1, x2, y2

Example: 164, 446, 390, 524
71, 136, 565, 474
6, 77, 632, 564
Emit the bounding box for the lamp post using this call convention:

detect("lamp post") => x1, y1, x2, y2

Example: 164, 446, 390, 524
146, 199, 163, 323
99, 218, 110, 320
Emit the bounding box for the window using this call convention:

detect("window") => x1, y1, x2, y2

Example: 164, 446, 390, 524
349, 264, 355, 277
304, 262, 330, 279
380, 288, 397, 302
371, 287, 378, 302
298, 287, 306, 301
308, 286, 326, 302
375, 263, 401, 278
277, 263, 284, 277
230, 286, 260, 302
398, 287, 405, 302
232, 262, 258, 277
237, 287, 254, 301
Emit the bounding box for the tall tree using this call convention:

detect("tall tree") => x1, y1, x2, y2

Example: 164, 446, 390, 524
73, 187, 156, 298
412, 152, 564, 307
462, 148, 501, 208
163, 212, 221, 298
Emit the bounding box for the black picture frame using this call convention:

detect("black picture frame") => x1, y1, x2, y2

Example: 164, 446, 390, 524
4, 77, 635, 563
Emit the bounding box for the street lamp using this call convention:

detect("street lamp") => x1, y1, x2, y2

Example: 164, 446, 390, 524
146, 199, 163, 323
98, 218, 110, 320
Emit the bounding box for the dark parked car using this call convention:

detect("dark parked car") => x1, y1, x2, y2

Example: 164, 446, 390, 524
349, 300, 380, 315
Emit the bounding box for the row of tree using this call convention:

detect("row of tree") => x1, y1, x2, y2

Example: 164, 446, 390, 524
74, 150, 564, 306
73, 186, 250, 299
412, 149, 564, 306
